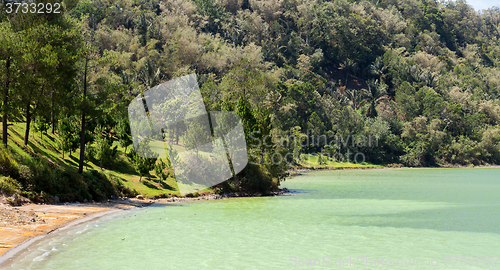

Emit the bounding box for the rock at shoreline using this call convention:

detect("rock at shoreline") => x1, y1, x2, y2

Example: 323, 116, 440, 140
136, 195, 145, 200
0, 208, 46, 226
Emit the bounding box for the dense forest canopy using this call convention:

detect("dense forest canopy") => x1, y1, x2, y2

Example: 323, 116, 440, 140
1, 0, 500, 200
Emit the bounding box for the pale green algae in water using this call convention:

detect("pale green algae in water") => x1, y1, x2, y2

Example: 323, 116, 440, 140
3, 168, 500, 269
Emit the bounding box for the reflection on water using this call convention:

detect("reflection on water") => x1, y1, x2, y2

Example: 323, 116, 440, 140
4, 168, 500, 269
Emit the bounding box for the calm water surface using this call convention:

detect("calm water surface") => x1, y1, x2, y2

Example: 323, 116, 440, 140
4, 168, 500, 269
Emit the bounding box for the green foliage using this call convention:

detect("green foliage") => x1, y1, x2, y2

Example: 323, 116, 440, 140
193, 0, 228, 34
133, 155, 155, 182
56, 117, 80, 158
154, 159, 169, 182
117, 118, 133, 154
236, 97, 257, 135
93, 125, 118, 170
34, 116, 50, 139
183, 121, 210, 154
0, 145, 18, 176
395, 82, 420, 120
0, 176, 20, 195
127, 142, 158, 181
2, 0, 500, 202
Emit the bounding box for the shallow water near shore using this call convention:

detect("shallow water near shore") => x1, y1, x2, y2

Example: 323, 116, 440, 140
3, 168, 500, 269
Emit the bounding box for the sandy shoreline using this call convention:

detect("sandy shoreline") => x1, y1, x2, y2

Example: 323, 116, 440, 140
0, 207, 121, 266
0, 192, 280, 264
0, 197, 158, 265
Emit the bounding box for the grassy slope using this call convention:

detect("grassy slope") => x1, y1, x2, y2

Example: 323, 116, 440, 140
3, 123, 382, 199
5, 122, 181, 198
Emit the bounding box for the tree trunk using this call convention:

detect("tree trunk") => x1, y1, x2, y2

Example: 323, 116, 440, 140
78, 56, 88, 174
345, 71, 349, 87
2, 57, 10, 146
51, 89, 55, 134
24, 102, 31, 146
175, 127, 179, 145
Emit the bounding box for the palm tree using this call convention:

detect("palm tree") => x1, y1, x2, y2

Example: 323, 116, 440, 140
136, 60, 161, 90
346, 88, 369, 111
365, 79, 388, 117
340, 58, 357, 87
368, 58, 387, 78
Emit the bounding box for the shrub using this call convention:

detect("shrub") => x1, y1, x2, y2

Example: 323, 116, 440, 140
0, 146, 18, 176
18, 155, 57, 193
94, 127, 118, 170
0, 176, 21, 195
108, 174, 138, 198
81, 170, 113, 201
217, 163, 275, 194
17, 165, 34, 187
154, 159, 168, 182
52, 170, 91, 202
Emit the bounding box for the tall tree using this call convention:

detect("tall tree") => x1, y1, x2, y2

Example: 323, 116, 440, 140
0, 23, 19, 146
78, 51, 89, 174
77, 20, 125, 174
18, 24, 59, 145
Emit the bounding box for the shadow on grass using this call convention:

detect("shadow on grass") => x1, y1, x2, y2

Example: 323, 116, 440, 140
45, 133, 55, 142
141, 178, 175, 191
142, 179, 160, 190
160, 180, 175, 190
29, 141, 64, 164
114, 155, 138, 175
9, 125, 23, 138
60, 154, 78, 166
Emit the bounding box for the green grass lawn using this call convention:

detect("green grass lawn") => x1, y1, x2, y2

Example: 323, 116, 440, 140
5, 122, 186, 198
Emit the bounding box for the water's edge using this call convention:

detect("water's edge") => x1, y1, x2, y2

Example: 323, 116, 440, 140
0, 209, 122, 266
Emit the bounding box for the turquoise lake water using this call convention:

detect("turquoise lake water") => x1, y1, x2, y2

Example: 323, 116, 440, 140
3, 168, 500, 269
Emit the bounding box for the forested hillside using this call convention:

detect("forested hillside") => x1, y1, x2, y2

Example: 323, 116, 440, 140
1, 0, 500, 201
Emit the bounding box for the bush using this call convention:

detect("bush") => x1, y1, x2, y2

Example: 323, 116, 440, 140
0, 176, 21, 195
17, 165, 34, 187
18, 155, 57, 193
0, 146, 18, 177
81, 170, 113, 201
216, 163, 275, 194
441, 136, 481, 165
52, 170, 91, 202
108, 174, 138, 198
